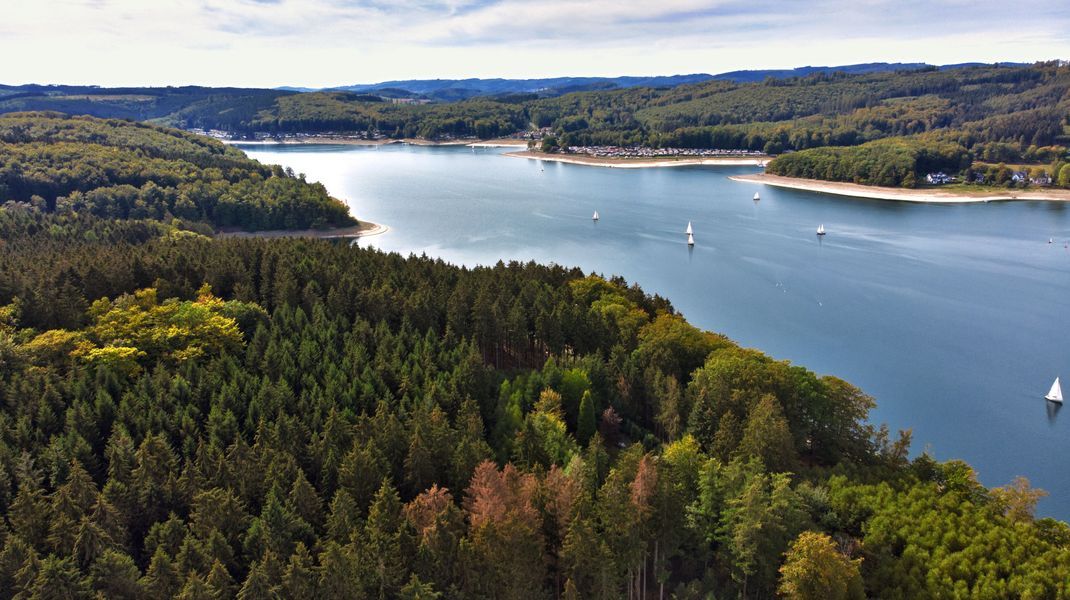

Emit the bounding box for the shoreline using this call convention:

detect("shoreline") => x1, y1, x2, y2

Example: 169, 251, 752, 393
503, 150, 768, 169
224, 136, 528, 148
731, 173, 1070, 203
467, 140, 531, 148
217, 220, 389, 240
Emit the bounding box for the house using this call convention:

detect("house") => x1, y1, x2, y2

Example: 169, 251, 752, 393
1011, 171, 1028, 183
925, 172, 953, 185
972, 172, 986, 184
1031, 174, 1053, 186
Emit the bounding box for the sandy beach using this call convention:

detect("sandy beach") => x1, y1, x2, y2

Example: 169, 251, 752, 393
225, 137, 477, 147
731, 173, 1070, 203
217, 220, 389, 240
468, 140, 531, 148
504, 150, 768, 169
224, 138, 386, 146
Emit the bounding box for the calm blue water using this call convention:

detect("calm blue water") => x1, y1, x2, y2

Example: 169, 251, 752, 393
241, 143, 1070, 518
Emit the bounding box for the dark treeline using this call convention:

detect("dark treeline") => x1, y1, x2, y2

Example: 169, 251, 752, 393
0, 113, 354, 230
0, 208, 1067, 599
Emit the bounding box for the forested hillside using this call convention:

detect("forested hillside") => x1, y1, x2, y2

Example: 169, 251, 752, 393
4, 64, 1070, 188
0, 205, 1067, 598
0, 113, 354, 230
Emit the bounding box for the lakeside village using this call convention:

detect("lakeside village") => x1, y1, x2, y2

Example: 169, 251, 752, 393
551, 144, 767, 160
925, 169, 1054, 187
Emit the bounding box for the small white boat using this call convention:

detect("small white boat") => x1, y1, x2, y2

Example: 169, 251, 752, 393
592, 211, 599, 221
753, 192, 761, 201
686, 221, 693, 235
816, 224, 826, 236
687, 232, 695, 246
1050, 238, 1054, 244
1046, 377, 1063, 403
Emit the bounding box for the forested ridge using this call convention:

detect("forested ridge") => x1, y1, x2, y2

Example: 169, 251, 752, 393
5, 63, 1070, 188
0, 113, 355, 231
0, 200, 1068, 599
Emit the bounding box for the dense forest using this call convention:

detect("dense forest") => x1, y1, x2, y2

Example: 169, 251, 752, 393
0, 120, 1069, 598
0, 113, 354, 230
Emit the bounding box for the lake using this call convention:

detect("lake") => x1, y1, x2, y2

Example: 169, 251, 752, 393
240, 143, 1070, 518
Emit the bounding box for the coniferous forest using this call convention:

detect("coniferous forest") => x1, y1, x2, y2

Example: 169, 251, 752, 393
0, 113, 354, 231
0, 117, 1068, 598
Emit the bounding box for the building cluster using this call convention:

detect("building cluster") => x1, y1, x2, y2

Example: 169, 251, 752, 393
565, 146, 765, 158
928, 170, 1055, 186
925, 172, 956, 185
1011, 171, 1053, 186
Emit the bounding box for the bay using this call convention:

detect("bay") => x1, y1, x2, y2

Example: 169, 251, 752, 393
240, 143, 1070, 518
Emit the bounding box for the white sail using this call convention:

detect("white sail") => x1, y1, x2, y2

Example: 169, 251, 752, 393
817, 224, 825, 235
592, 211, 599, 221
687, 232, 695, 246
686, 221, 693, 235
1046, 377, 1063, 403
753, 192, 760, 201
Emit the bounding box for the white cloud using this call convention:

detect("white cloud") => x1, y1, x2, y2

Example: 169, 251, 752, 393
1, 0, 1067, 87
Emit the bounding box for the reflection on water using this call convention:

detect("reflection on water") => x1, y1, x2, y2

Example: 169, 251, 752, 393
241, 143, 1070, 519
1047, 400, 1062, 425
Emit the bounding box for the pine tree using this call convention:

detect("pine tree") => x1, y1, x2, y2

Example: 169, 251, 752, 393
451, 397, 493, 489
577, 390, 596, 447
326, 489, 361, 544
140, 545, 181, 599
72, 517, 113, 568
281, 542, 317, 598
738, 395, 797, 472
237, 560, 276, 600
399, 574, 442, 599
287, 469, 324, 529
317, 541, 361, 600
337, 440, 388, 514
363, 479, 411, 598
27, 555, 89, 600
86, 549, 143, 599
176, 572, 216, 600
205, 559, 237, 599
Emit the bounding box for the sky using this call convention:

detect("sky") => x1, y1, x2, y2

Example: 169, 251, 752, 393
3, 0, 1069, 88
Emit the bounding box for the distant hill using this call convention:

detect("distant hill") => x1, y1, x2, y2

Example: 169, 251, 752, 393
329, 74, 716, 101
307, 62, 1027, 100
710, 62, 1029, 83
710, 62, 930, 83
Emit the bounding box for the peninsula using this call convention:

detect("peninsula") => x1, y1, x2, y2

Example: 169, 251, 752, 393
732, 173, 1070, 203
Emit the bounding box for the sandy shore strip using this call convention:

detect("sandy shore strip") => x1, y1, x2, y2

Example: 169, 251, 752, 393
504, 150, 767, 169
468, 139, 531, 148
224, 138, 386, 146
217, 220, 389, 240
225, 137, 477, 147
731, 173, 1070, 203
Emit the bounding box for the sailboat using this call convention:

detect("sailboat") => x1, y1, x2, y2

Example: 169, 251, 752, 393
1046, 377, 1063, 403
592, 211, 599, 221
687, 232, 695, 246
1050, 238, 1054, 244
816, 224, 826, 236
753, 192, 761, 201
686, 221, 693, 236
